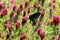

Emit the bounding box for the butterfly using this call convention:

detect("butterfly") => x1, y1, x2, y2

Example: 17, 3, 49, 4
29, 12, 41, 25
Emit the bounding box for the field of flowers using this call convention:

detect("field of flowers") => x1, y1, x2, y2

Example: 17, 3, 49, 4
0, 0, 60, 40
